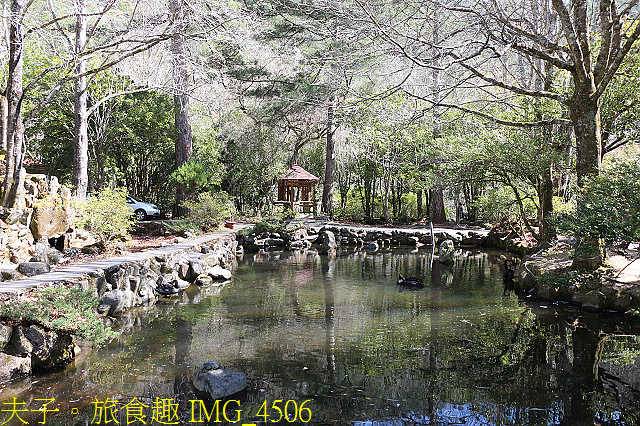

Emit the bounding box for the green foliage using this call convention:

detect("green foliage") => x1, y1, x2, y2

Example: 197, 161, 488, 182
170, 161, 215, 197
220, 128, 287, 213
237, 220, 302, 237
31, 79, 176, 211
181, 192, 235, 231
537, 267, 608, 289
557, 154, 640, 244
74, 187, 134, 247
334, 198, 367, 222
474, 186, 536, 222
0, 287, 118, 348
163, 220, 202, 237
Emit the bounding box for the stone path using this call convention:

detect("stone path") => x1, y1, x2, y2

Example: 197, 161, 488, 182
0, 224, 252, 294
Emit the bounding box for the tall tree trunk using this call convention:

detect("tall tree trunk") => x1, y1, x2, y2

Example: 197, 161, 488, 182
428, 189, 446, 224
171, 0, 192, 217
572, 83, 604, 269
538, 167, 554, 245
72, 0, 89, 198
382, 164, 390, 222
572, 84, 602, 187
426, 7, 446, 225
2, 0, 27, 208
416, 188, 423, 220
0, 94, 7, 154
535, 63, 557, 246
322, 95, 335, 217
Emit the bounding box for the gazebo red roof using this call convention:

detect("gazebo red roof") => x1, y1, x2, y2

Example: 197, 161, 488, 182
280, 164, 319, 182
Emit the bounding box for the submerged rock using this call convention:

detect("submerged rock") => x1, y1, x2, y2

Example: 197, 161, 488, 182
207, 265, 232, 281
438, 240, 455, 265
0, 352, 31, 382
192, 361, 248, 400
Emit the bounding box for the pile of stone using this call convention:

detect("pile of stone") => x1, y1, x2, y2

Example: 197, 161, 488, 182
236, 227, 314, 252
513, 243, 640, 313
485, 219, 539, 255
237, 223, 487, 254
92, 237, 238, 316
0, 321, 77, 382
1, 174, 92, 280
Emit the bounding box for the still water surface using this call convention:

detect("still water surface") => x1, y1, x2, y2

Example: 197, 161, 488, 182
2, 247, 640, 425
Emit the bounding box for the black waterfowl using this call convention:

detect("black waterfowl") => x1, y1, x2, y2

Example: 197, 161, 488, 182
504, 259, 515, 280
397, 274, 423, 286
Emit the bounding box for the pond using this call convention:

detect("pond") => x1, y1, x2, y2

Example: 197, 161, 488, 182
1, 247, 640, 425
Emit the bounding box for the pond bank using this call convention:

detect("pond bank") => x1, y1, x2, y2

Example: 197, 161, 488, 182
513, 242, 640, 315
239, 221, 640, 316
0, 225, 247, 382
237, 219, 489, 252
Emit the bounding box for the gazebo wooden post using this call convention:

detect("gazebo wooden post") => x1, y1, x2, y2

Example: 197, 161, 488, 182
312, 184, 317, 216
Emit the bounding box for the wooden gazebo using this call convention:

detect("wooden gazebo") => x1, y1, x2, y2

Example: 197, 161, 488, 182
276, 163, 319, 215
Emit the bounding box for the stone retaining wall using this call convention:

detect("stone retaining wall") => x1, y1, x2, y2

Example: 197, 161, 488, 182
513, 244, 640, 314
237, 224, 487, 253
0, 233, 238, 383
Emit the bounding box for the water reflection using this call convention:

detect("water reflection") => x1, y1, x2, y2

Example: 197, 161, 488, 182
1, 247, 640, 425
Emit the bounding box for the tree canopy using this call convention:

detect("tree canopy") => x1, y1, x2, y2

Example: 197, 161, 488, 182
0, 0, 638, 250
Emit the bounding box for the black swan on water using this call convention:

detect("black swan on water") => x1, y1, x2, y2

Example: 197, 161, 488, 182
504, 259, 515, 280
397, 274, 423, 286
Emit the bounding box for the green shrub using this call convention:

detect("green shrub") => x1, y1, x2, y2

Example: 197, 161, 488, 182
237, 220, 303, 237
170, 160, 217, 198
181, 191, 234, 231
74, 187, 133, 247
0, 287, 118, 347
164, 220, 201, 237
537, 267, 610, 289
557, 155, 640, 244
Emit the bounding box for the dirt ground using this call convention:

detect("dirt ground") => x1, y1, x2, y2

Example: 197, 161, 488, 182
606, 254, 640, 285
63, 233, 186, 266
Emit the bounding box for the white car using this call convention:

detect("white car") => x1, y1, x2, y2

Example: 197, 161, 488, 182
126, 196, 161, 221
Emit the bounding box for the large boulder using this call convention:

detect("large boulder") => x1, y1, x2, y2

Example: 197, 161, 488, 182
0, 323, 12, 351
17, 261, 50, 276
24, 325, 75, 371
438, 240, 455, 265
207, 265, 232, 281
30, 242, 49, 264
10, 326, 34, 354
97, 289, 135, 316
316, 229, 337, 252
192, 361, 247, 400
0, 352, 31, 382
1, 269, 22, 282
30, 202, 70, 240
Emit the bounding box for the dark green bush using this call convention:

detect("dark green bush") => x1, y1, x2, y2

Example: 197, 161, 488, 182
0, 287, 118, 347
557, 155, 640, 245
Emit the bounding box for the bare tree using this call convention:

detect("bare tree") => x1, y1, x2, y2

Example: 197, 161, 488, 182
1, 0, 27, 207
170, 0, 192, 217
356, 0, 640, 264
72, 0, 89, 197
